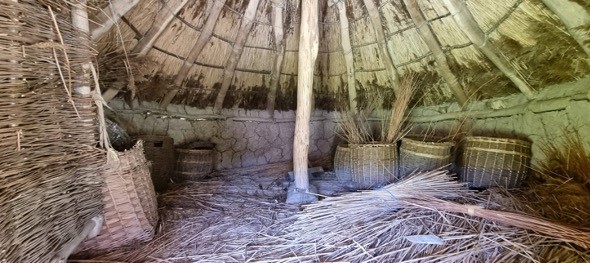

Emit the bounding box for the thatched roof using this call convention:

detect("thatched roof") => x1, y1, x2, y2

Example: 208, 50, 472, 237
91, 0, 590, 111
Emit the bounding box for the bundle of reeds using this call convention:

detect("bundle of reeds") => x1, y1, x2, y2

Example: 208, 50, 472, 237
247, 171, 590, 262
337, 74, 417, 144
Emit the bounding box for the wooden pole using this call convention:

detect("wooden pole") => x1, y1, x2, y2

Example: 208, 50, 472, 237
293, 0, 319, 191
540, 0, 590, 59
213, 0, 262, 113
332, 0, 357, 112
362, 0, 400, 93
90, 0, 140, 40
403, 0, 468, 106
442, 0, 535, 100
160, 0, 227, 109
133, 0, 190, 57
266, 0, 286, 118
71, 0, 92, 95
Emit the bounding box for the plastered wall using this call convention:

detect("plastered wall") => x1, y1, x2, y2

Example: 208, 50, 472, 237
108, 100, 337, 170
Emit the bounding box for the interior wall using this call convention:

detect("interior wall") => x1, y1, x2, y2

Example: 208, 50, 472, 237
108, 100, 337, 170
406, 77, 590, 166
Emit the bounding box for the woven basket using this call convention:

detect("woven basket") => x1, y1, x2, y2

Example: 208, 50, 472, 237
175, 148, 214, 181
349, 143, 398, 189
399, 138, 454, 178
136, 135, 175, 192
334, 145, 352, 182
460, 136, 531, 189
77, 141, 158, 252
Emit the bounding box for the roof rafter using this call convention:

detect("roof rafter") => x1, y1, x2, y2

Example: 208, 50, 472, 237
133, 0, 190, 57
160, 0, 227, 109
90, 0, 140, 41
266, 0, 287, 117
403, 0, 468, 106
213, 0, 263, 113
540, 0, 590, 59
331, 0, 358, 112
362, 0, 400, 94
442, 0, 535, 100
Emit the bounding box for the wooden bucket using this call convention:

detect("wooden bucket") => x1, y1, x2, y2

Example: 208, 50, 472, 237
136, 135, 175, 192
175, 148, 214, 181
349, 143, 397, 189
334, 145, 352, 182
460, 136, 531, 189
399, 138, 454, 178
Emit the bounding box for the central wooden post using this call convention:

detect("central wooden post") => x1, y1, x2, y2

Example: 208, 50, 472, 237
293, 0, 319, 191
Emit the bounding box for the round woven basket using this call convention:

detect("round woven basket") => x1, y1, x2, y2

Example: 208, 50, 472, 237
349, 143, 397, 189
460, 136, 531, 189
175, 148, 214, 181
399, 138, 454, 178
334, 144, 352, 182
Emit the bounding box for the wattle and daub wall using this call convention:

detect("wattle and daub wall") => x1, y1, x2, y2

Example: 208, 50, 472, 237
110, 77, 590, 170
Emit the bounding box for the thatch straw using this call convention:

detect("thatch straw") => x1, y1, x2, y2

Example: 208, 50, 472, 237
384, 73, 418, 143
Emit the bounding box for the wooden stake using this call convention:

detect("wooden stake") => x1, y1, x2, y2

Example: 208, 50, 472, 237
71, 0, 92, 95
362, 0, 400, 93
132, 0, 190, 57
332, 0, 357, 112
90, 0, 140, 41
293, 0, 319, 191
540, 0, 590, 59
443, 0, 535, 100
266, 0, 286, 118
213, 0, 262, 113
403, 0, 468, 106
160, 0, 227, 109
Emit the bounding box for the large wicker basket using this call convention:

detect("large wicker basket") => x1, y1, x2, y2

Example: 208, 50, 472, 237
349, 143, 397, 189
77, 141, 158, 253
460, 136, 531, 188
334, 145, 352, 182
135, 135, 175, 192
399, 138, 454, 178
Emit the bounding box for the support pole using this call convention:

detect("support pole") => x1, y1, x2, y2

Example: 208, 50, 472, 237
362, 0, 400, 93
443, 0, 535, 100
90, 0, 140, 41
332, 0, 357, 112
293, 0, 319, 191
403, 0, 468, 106
540, 0, 590, 58
213, 0, 262, 113
266, 0, 286, 118
132, 0, 190, 57
160, 0, 227, 109
71, 0, 92, 95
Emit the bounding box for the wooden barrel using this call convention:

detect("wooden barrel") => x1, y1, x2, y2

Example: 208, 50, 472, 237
399, 138, 454, 178
334, 145, 352, 182
175, 148, 214, 181
349, 143, 397, 189
460, 136, 531, 189
136, 135, 175, 192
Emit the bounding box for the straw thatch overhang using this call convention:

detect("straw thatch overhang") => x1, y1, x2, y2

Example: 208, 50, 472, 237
91, 0, 590, 111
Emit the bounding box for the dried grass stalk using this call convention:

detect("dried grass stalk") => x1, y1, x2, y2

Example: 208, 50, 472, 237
385, 73, 418, 143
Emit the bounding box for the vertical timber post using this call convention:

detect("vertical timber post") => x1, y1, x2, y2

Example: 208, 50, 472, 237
71, 0, 92, 95
293, 0, 319, 192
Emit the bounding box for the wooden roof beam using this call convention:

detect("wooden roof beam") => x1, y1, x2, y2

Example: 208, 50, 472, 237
90, 0, 140, 41
213, 0, 262, 113
443, 0, 535, 99
160, 0, 227, 109
403, 0, 468, 106
133, 0, 190, 57
540, 0, 590, 59
362, 0, 400, 94
331, 0, 358, 112
266, 0, 286, 118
